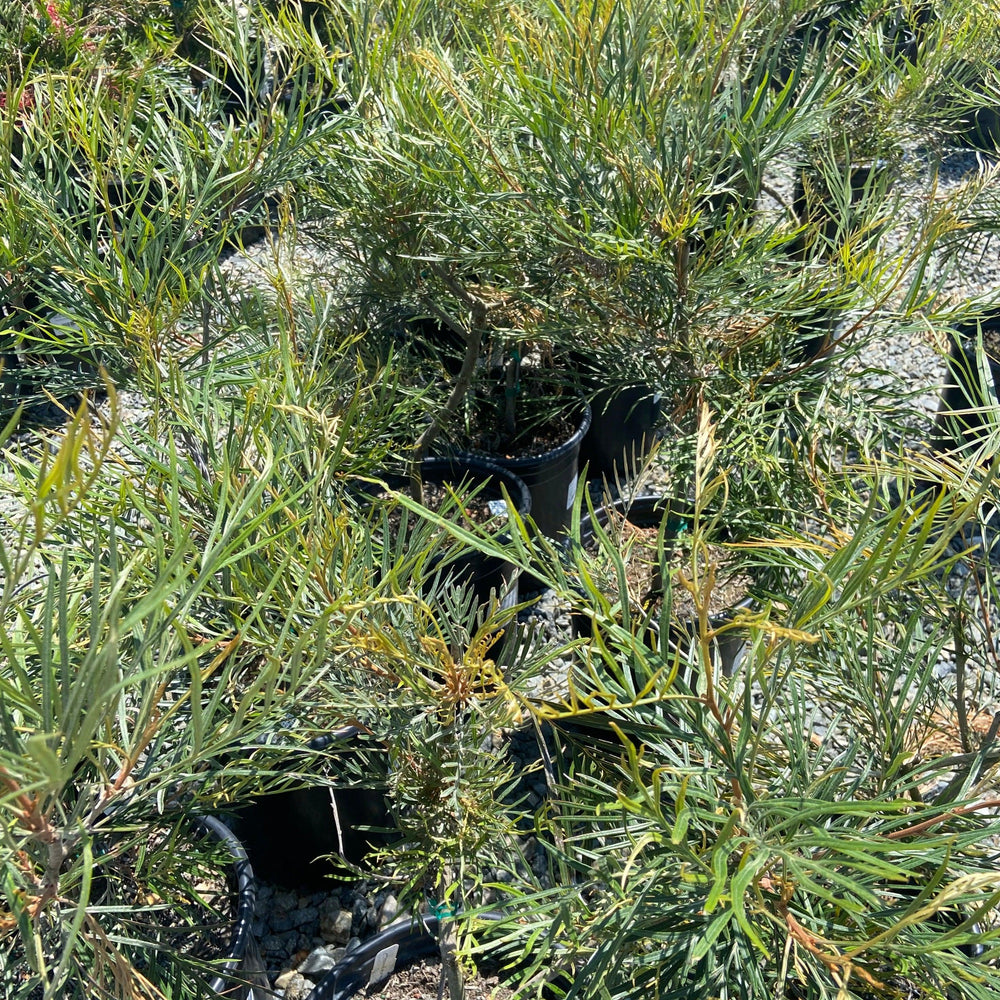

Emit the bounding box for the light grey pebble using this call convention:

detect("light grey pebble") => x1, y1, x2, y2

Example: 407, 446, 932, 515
274, 970, 312, 999
321, 907, 354, 945
297, 946, 339, 976
379, 893, 399, 926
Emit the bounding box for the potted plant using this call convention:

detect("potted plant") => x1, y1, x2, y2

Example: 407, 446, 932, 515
370, 267, 591, 550
310, 581, 560, 1000
485, 458, 1000, 1000
226, 455, 533, 895
0, 0, 342, 423
0, 371, 380, 998
933, 312, 1000, 460
308, 0, 788, 543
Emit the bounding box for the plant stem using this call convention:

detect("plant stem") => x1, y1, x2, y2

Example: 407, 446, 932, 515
438, 865, 465, 1000
409, 291, 487, 504
953, 602, 971, 754
503, 347, 520, 440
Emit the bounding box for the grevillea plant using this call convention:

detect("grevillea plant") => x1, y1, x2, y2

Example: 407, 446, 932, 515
0, 298, 424, 997
399, 408, 1000, 1000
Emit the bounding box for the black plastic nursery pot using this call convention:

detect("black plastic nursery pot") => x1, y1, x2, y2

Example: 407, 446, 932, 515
936, 60, 1000, 153
304, 913, 568, 1000
789, 159, 893, 262
578, 382, 662, 483
228, 726, 394, 891
933, 316, 1000, 458
878, 3, 936, 65
458, 397, 589, 596
954, 106, 1000, 153
304, 914, 444, 1000
571, 496, 754, 679
195, 814, 272, 999
474, 399, 591, 545
375, 455, 532, 610
72, 815, 268, 999
0, 312, 107, 425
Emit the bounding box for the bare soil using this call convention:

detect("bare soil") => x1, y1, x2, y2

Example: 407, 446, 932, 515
366, 957, 516, 999
380, 480, 510, 544
458, 370, 580, 459
472, 409, 577, 460
597, 510, 752, 621
417, 481, 508, 530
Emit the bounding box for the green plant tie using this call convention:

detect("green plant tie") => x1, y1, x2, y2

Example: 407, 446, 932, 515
506, 349, 522, 398
430, 900, 457, 918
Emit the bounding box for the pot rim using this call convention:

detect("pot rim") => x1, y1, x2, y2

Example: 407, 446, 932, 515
453, 399, 592, 473
372, 455, 532, 520
193, 813, 266, 997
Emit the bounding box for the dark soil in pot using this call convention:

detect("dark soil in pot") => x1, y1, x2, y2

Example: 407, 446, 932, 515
570, 496, 754, 679
358, 957, 516, 999
453, 368, 584, 462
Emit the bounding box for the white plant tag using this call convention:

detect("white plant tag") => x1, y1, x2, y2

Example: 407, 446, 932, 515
369, 944, 399, 986
565, 473, 578, 510
488, 499, 509, 518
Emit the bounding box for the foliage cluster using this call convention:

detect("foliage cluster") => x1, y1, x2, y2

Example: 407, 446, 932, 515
3, 1, 1000, 999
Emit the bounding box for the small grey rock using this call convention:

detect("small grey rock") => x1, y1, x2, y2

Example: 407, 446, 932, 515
268, 912, 299, 934
274, 970, 312, 999
321, 907, 354, 945
298, 946, 338, 977
263, 933, 297, 956
379, 893, 399, 926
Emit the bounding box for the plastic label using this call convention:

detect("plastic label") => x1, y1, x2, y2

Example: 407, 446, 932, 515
565, 473, 578, 510
487, 499, 508, 518
369, 945, 399, 987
